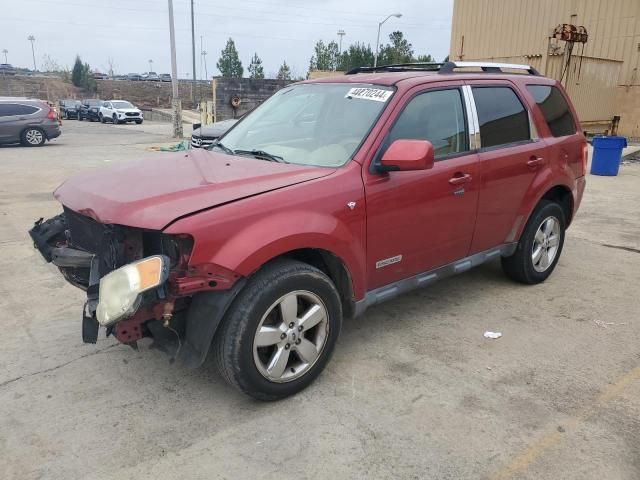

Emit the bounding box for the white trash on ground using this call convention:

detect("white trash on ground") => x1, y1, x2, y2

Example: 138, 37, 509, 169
484, 331, 502, 339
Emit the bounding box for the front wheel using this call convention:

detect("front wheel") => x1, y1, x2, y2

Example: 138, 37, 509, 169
112, 114, 119, 125
501, 200, 566, 284
214, 259, 342, 401
135, 119, 143, 124
99, 113, 105, 123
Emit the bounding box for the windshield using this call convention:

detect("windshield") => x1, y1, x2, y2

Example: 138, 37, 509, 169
112, 101, 134, 109
87, 100, 102, 106
218, 83, 394, 167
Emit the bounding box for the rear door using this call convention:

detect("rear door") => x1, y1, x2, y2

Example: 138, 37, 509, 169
466, 81, 549, 253
364, 82, 480, 290
0, 103, 39, 142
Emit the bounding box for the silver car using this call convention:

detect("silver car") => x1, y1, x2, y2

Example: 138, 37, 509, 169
0, 98, 61, 146
190, 119, 238, 148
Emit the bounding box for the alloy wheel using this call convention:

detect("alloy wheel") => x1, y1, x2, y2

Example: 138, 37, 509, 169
253, 290, 329, 383
25, 129, 44, 145
531, 216, 560, 272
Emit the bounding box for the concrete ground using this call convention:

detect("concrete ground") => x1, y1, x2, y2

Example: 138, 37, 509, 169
1, 121, 639, 480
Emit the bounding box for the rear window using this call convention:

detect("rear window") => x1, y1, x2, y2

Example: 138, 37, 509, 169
472, 86, 530, 148
0, 103, 39, 116
526, 85, 576, 137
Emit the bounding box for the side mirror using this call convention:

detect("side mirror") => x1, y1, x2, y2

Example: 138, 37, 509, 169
379, 139, 435, 172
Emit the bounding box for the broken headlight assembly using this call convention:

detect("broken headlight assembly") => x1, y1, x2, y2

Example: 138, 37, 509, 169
96, 255, 170, 327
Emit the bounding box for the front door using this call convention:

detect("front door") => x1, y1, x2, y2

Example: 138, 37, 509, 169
364, 85, 480, 290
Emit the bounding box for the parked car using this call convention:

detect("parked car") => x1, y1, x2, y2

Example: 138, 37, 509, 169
99, 100, 143, 124
92, 72, 109, 80
159, 73, 172, 82
127, 73, 142, 81
0, 98, 61, 146
143, 72, 160, 81
0, 63, 17, 76
29, 61, 586, 400
59, 99, 81, 119
190, 119, 238, 148
78, 99, 104, 122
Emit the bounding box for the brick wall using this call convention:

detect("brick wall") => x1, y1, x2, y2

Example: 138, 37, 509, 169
213, 77, 292, 121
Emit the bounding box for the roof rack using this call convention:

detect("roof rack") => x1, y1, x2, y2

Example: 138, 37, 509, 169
345, 61, 539, 76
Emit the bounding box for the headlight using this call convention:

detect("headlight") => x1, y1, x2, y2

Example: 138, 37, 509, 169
96, 255, 169, 327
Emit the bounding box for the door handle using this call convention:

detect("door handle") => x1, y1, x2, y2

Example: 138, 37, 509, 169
527, 156, 545, 168
449, 173, 472, 185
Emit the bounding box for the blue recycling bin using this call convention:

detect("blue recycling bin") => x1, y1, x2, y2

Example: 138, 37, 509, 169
590, 136, 627, 176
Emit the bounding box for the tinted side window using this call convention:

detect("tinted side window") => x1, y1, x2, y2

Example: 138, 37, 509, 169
526, 85, 576, 137
13, 104, 39, 115
472, 87, 530, 148
0, 104, 16, 117
387, 88, 468, 159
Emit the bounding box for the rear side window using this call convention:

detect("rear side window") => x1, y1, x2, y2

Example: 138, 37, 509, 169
0, 103, 39, 116
387, 88, 468, 159
526, 85, 576, 137
472, 87, 530, 148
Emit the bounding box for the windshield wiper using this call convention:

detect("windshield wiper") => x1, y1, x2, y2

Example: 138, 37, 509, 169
234, 149, 286, 163
209, 141, 234, 155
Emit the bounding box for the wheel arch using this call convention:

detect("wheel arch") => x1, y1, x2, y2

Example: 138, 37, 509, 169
20, 125, 46, 142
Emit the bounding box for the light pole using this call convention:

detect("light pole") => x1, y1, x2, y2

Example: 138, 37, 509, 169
337, 29, 346, 55
167, 0, 182, 137
201, 50, 208, 80
27, 35, 37, 71
2, 49, 7, 63
148, 59, 153, 72
374, 13, 402, 67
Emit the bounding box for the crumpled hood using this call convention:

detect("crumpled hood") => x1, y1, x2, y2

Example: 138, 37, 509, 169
55, 148, 334, 230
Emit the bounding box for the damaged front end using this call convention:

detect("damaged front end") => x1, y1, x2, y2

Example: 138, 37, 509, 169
29, 207, 194, 354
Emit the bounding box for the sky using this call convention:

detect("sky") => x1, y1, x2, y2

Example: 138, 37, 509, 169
0, 0, 453, 79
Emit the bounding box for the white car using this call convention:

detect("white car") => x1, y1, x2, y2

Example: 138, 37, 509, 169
99, 100, 143, 125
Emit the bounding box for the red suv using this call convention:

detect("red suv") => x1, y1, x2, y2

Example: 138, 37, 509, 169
30, 62, 587, 400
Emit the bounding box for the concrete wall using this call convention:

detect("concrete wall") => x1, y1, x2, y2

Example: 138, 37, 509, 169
95, 79, 212, 109
0, 75, 79, 101
450, 0, 640, 137
212, 77, 292, 121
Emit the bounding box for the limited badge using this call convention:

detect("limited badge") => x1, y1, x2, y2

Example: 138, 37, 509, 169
376, 255, 403, 269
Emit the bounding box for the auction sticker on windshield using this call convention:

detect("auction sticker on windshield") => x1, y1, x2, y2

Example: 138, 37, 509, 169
345, 87, 392, 102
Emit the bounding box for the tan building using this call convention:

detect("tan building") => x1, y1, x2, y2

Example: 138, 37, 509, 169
450, 0, 640, 138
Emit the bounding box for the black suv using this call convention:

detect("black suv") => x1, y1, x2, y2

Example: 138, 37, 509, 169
78, 99, 104, 122
59, 99, 81, 119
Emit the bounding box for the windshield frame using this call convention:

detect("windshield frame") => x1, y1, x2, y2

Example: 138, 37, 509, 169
216, 82, 396, 169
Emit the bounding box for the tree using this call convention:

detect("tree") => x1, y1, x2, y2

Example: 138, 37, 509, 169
276, 61, 291, 80
71, 55, 97, 92
379, 31, 414, 65
248, 52, 264, 79
308, 40, 340, 71
338, 42, 375, 71
42, 54, 61, 72
217, 38, 243, 78
414, 54, 434, 63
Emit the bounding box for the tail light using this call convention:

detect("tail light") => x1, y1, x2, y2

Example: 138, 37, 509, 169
47, 108, 56, 120
581, 144, 589, 175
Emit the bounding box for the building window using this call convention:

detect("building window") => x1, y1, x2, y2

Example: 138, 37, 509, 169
472, 86, 530, 148
387, 88, 468, 159
526, 85, 576, 137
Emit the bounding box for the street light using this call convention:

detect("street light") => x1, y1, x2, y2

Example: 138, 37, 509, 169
337, 29, 346, 55
374, 13, 402, 67
148, 59, 153, 72
27, 35, 37, 71
2, 49, 7, 63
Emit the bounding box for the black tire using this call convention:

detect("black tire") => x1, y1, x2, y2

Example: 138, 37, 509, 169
135, 119, 143, 124
20, 127, 46, 147
77, 113, 82, 121
112, 114, 119, 125
501, 200, 566, 284
213, 259, 342, 401
99, 113, 105, 123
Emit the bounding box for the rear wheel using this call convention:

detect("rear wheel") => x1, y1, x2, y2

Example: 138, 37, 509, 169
214, 259, 342, 401
501, 200, 565, 284
20, 127, 46, 147
99, 113, 105, 123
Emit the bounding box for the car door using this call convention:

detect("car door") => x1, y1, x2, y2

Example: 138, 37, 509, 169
466, 81, 549, 253
102, 102, 112, 117
0, 103, 36, 142
364, 84, 480, 290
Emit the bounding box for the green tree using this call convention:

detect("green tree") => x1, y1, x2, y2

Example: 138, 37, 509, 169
309, 40, 340, 71
379, 31, 414, 65
71, 56, 84, 87
248, 52, 264, 79
414, 53, 434, 63
338, 42, 375, 71
217, 38, 244, 78
276, 60, 292, 80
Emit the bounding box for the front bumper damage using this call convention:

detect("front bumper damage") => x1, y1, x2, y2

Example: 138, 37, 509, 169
29, 208, 243, 367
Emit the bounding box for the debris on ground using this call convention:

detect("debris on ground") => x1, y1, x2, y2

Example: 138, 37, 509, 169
484, 331, 502, 339
146, 140, 190, 152
593, 319, 627, 328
